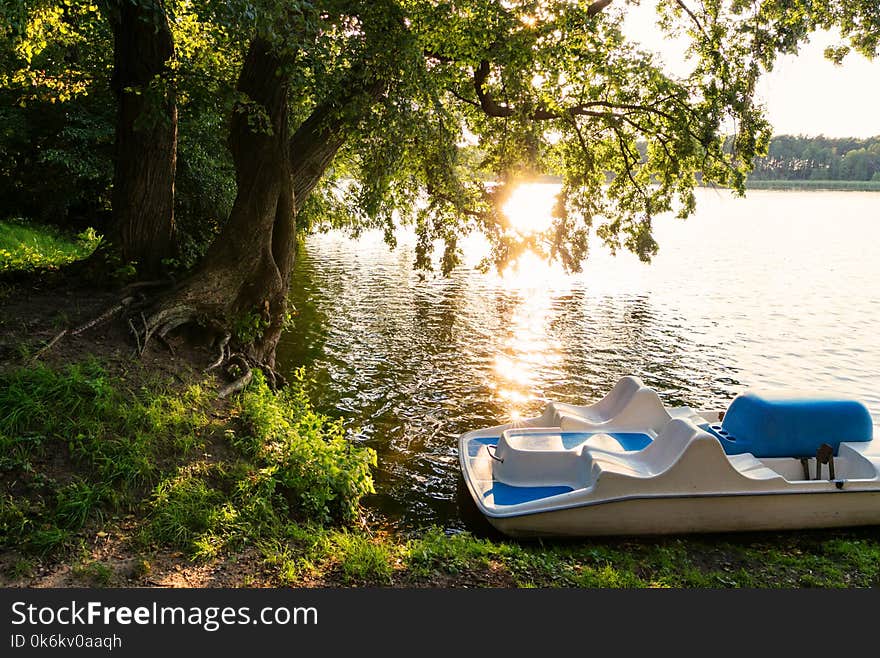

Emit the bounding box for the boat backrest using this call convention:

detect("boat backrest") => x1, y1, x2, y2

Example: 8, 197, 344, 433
587, 375, 644, 419
558, 377, 671, 432
634, 418, 704, 472
720, 392, 873, 458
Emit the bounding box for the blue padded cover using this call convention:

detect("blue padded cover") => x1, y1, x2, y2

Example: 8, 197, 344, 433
718, 392, 873, 458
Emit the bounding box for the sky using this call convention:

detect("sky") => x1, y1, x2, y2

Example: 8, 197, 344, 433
623, 4, 880, 138
756, 33, 880, 138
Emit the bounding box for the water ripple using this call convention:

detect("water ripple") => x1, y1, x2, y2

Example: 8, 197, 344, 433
277, 189, 880, 530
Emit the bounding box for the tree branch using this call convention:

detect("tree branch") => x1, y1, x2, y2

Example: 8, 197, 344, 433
473, 60, 512, 117
289, 77, 385, 212
469, 64, 677, 123
673, 0, 708, 40
587, 0, 614, 17
470, 57, 689, 123
612, 124, 652, 211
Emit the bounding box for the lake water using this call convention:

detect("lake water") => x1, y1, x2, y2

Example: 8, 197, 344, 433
276, 189, 880, 531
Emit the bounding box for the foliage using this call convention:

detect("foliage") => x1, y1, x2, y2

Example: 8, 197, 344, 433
0, 2, 113, 228
141, 368, 376, 555
231, 310, 270, 345
750, 135, 880, 182
3, 1, 878, 278
0, 219, 100, 272
0, 360, 375, 558
235, 369, 377, 524
139, 372, 377, 556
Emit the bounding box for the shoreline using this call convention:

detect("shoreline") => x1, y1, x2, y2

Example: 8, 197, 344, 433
2, 276, 880, 589
742, 180, 880, 192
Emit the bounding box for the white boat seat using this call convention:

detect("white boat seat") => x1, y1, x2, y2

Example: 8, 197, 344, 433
555, 376, 671, 433
583, 418, 699, 479
559, 376, 643, 423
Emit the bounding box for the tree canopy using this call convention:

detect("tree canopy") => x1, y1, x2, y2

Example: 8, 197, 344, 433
2, 0, 878, 362
750, 135, 880, 182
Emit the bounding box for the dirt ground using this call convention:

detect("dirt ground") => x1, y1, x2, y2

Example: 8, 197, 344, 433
0, 272, 262, 587
0, 272, 216, 381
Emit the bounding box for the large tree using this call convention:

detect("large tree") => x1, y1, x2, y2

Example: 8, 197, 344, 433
133, 0, 880, 375
137, 0, 408, 368
101, 0, 178, 276
5, 1, 877, 373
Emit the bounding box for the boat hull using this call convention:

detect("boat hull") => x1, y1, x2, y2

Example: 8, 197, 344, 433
486, 490, 880, 537
458, 377, 880, 537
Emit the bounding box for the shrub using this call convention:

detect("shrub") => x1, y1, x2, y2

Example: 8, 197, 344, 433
235, 369, 376, 524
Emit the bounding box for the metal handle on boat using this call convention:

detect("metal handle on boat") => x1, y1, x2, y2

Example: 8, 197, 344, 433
486, 444, 504, 463
815, 443, 835, 481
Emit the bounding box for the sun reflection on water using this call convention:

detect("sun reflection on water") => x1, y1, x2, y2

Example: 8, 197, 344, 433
491, 187, 571, 421
492, 288, 564, 420
499, 249, 569, 289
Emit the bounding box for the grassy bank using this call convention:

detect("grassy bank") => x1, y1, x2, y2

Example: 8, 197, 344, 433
1, 360, 879, 588
745, 179, 880, 191
0, 219, 101, 273
0, 361, 376, 578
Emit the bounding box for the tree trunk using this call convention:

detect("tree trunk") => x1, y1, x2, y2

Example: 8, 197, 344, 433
142, 37, 294, 366
107, 0, 177, 276
140, 50, 387, 367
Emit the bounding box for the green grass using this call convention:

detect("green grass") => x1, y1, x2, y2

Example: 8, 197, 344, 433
145, 465, 227, 552
0, 361, 216, 554
745, 179, 880, 191
0, 219, 101, 272
332, 531, 396, 584
2, 360, 879, 588
397, 528, 880, 588
0, 362, 377, 567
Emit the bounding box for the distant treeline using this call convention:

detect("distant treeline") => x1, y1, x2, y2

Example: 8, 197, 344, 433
749, 135, 880, 182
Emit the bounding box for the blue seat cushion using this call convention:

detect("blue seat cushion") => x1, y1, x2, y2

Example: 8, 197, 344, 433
714, 392, 873, 458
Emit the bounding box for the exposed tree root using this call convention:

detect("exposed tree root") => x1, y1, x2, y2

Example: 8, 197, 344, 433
218, 369, 253, 398
134, 302, 211, 358
131, 303, 282, 399
71, 295, 140, 336
204, 333, 231, 373
30, 295, 146, 362
30, 329, 68, 363
217, 353, 252, 398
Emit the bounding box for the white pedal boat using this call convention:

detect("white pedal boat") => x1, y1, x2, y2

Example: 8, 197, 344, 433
458, 376, 880, 537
